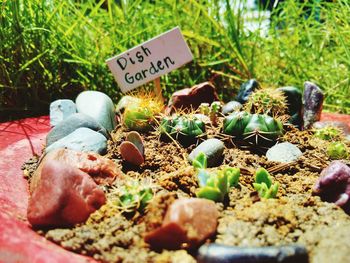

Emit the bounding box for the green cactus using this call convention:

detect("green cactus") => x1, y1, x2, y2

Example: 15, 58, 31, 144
244, 88, 287, 117
314, 126, 343, 141
223, 112, 283, 147
110, 179, 154, 214
160, 115, 206, 146
192, 153, 240, 202
327, 142, 349, 160
253, 168, 279, 199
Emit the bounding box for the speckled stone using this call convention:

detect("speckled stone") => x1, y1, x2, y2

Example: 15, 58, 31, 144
266, 142, 302, 163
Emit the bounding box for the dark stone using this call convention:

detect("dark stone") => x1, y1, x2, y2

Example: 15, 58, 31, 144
277, 86, 303, 128
46, 113, 108, 146
167, 82, 219, 113
313, 160, 350, 214
303, 81, 324, 130
236, 79, 260, 104
197, 243, 309, 263
222, 101, 243, 115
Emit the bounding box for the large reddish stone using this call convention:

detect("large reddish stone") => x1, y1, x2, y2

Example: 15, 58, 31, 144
167, 82, 219, 113
144, 198, 218, 249
28, 160, 106, 227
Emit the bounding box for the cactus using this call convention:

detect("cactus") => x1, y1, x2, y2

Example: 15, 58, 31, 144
253, 168, 279, 199
314, 126, 343, 141
244, 88, 288, 117
327, 142, 349, 160
192, 153, 240, 202
160, 114, 206, 146
223, 112, 283, 147
122, 92, 163, 132
120, 131, 145, 165
109, 178, 154, 214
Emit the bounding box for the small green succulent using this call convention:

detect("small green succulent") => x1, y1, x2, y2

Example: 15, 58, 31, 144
192, 152, 240, 202
253, 168, 279, 199
327, 142, 349, 160
314, 126, 343, 141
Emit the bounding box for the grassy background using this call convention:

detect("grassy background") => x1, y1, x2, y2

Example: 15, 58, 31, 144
1, 0, 349, 121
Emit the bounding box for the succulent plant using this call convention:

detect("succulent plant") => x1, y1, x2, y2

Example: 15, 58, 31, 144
327, 142, 349, 160
122, 92, 163, 132
253, 168, 279, 199
109, 178, 154, 214
223, 112, 283, 147
314, 126, 343, 141
120, 131, 145, 165
244, 88, 288, 117
193, 152, 240, 202
160, 114, 206, 146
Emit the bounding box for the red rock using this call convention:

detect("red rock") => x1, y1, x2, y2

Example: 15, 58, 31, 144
144, 198, 218, 249
167, 82, 219, 113
28, 160, 106, 227
32, 148, 122, 187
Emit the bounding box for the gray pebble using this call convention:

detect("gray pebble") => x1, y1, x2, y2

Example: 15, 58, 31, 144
45, 127, 107, 154
222, 101, 242, 115
266, 142, 302, 163
50, 99, 76, 127
76, 91, 116, 131
46, 113, 108, 146
188, 138, 224, 167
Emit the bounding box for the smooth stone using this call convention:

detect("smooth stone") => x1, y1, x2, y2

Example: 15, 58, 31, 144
46, 113, 108, 146
277, 86, 302, 128
222, 101, 243, 115
266, 142, 302, 163
188, 138, 225, 167
313, 161, 350, 213
45, 127, 107, 155
197, 243, 308, 263
28, 159, 106, 227
303, 81, 324, 129
236, 79, 260, 104
49, 99, 76, 127
144, 198, 218, 250
167, 82, 220, 113
76, 91, 116, 131
194, 113, 211, 123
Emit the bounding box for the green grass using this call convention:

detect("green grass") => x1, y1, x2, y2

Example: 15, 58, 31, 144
1, 0, 349, 121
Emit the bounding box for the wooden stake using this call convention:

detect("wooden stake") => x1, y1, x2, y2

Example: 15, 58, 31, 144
153, 77, 164, 102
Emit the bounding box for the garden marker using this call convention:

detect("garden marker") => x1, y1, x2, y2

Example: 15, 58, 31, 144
106, 27, 193, 95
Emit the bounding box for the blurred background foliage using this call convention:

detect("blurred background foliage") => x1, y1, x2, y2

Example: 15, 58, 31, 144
0, 0, 349, 121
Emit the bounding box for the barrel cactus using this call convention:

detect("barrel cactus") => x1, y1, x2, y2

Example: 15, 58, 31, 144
223, 112, 283, 147
160, 114, 206, 146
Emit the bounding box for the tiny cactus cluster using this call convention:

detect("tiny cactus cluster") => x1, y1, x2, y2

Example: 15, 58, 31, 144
199, 101, 221, 126
109, 178, 154, 214
327, 142, 349, 160
314, 126, 343, 141
193, 152, 240, 202
223, 112, 283, 147
160, 114, 206, 146
253, 168, 279, 199
244, 88, 288, 117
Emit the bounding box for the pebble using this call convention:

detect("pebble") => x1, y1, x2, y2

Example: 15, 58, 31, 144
28, 159, 106, 227
277, 86, 302, 128
236, 79, 260, 104
76, 91, 116, 131
222, 101, 243, 115
197, 243, 309, 263
46, 113, 108, 146
167, 82, 219, 113
266, 142, 302, 163
144, 198, 218, 249
45, 127, 107, 155
313, 160, 350, 213
188, 138, 225, 167
303, 81, 324, 129
49, 99, 76, 127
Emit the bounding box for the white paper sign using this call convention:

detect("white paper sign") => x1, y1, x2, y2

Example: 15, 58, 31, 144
106, 27, 193, 93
